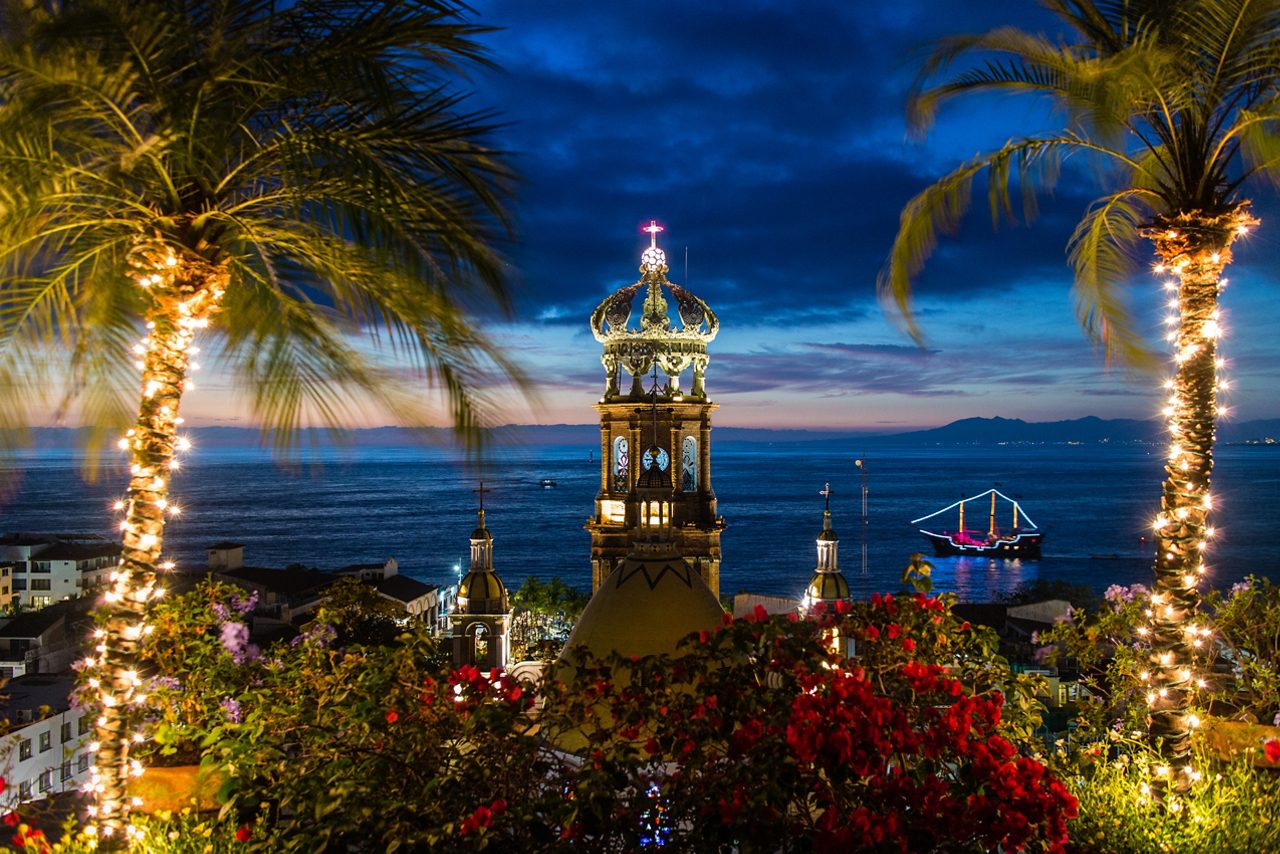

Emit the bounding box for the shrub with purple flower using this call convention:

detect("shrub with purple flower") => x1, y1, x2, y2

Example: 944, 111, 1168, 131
220, 621, 261, 664
292, 622, 338, 649
132, 579, 274, 765
220, 697, 243, 723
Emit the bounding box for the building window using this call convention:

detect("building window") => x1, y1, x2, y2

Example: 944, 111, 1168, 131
12, 578, 25, 591
31, 561, 51, 574
77, 754, 90, 774
60, 722, 72, 743
30, 596, 51, 608
39, 731, 52, 752
18, 739, 31, 761
37, 770, 52, 793
30, 579, 51, 591
681, 435, 697, 492
78, 716, 92, 735
19, 781, 31, 800
60, 761, 72, 782
612, 436, 629, 492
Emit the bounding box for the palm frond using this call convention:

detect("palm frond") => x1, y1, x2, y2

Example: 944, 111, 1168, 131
0, 0, 521, 451
1066, 188, 1159, 366
879, 136, 1079, 343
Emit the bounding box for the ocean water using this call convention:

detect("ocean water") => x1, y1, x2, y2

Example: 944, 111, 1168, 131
3, 442, 1278, 602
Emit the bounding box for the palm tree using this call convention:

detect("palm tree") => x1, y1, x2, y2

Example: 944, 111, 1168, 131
881, 0, 1280, 792
0, 0, 517, 837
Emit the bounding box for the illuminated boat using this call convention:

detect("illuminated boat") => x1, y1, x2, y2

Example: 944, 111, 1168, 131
911, 488, 1042, 559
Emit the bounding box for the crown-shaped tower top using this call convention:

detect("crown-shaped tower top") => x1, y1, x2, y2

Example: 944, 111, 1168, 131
589, 221, 719, 401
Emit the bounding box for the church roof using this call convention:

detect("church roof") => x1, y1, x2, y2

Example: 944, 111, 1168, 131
806, 570, 850, 604
563, 549, 724, 660
458, 568, 507, 614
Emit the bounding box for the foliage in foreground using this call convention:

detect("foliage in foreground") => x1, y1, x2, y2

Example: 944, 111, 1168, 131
21, 576, 1280, 852
1038, 576, 1280, 738
1061, 747, 1280, 854
87, 578, 1075, 852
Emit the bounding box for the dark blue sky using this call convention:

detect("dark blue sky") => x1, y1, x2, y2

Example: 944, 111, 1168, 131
182, 1, 1280, 430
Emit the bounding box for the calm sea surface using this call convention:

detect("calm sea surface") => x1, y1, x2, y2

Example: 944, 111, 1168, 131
3, 442, 1278, 602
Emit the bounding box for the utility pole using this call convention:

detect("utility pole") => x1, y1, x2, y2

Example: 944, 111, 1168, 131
855, 458, 869, 575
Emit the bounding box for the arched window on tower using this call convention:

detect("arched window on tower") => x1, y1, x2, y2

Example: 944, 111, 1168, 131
613, 436, 629, 493
472, 623, 489, 665
681, 435, 697, 492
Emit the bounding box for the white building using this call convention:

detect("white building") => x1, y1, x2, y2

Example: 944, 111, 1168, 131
0, 534, 117, 609
0, 675, 92, 807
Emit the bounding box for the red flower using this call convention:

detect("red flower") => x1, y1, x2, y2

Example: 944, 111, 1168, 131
698, 629, 711, 644
887, 624, 901, 640
644, 738, 661, 755
385, 709, 399, 724
1265, 739, 1280, 763
460, 805, 494, 836
901, 638, 916, 652
1, 813, 15, 828
235, 824, 252, 843
863, 625, 880, 641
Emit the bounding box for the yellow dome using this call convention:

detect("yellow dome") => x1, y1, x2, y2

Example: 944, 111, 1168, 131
806, 570, 850, 603
458, 569, 508, 614
563, 549, 724, 660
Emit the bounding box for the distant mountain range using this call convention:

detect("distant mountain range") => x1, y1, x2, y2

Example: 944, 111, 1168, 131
14, 415, 1280, 450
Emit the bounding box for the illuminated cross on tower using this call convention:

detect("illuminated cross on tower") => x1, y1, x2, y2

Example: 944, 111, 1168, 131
474, 481, 492, 511
820, 482, 834, 513
643, 219, 664, 248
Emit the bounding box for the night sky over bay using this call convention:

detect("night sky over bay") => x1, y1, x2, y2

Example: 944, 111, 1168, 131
180, 0, 1280, 431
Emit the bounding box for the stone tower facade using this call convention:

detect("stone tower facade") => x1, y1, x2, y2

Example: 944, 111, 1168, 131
585, 222, 725, 597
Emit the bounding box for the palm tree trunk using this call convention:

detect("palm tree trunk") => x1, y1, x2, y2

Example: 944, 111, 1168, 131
1142, 206, 1256, 793
92, 252, 225, 842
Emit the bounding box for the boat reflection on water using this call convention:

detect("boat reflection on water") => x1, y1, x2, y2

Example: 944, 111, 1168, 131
931, 555, 1028, 602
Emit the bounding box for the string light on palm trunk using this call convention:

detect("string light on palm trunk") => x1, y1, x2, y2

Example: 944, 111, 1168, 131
81, 246, 228, 841
1138, 206, 1258, 804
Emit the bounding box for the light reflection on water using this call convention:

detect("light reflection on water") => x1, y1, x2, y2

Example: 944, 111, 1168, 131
3, 442, 1276, 602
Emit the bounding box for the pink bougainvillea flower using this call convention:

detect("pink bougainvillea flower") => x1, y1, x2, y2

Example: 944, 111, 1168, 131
385, 709, 399, 724
235, 824, 252, 843
1264, 739, 1280, 763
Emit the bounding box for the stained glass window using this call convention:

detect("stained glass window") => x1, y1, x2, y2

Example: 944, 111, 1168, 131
613, 436, 629, 492
682, 436, 697, 491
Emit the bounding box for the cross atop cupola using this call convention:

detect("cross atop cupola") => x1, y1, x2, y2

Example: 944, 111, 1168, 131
641, 219, 667, 274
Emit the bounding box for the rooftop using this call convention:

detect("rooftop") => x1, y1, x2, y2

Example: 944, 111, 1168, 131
0, 674, 77, 719
219, 565, 338, 598
36, 542, 119, 562
375, 574, 438, 603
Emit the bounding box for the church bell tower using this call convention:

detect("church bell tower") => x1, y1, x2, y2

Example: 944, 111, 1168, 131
585, 222, 725, 597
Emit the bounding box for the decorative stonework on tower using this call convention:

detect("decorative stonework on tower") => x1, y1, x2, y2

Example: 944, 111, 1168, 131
803, 484, 851, 611
586, 221, 725, 597
451, 485, 511, 671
